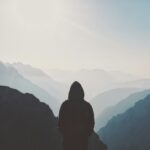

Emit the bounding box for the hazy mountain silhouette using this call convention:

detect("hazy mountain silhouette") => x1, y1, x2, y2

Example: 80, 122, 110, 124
46, 69, 139, 99
0, 62, 60, 115
91, 88, 141, 117
11, 62, 66, 100
0, 86, 107, 150
119, 78, 150, 89
95, 89, 150, 130
99, 95, 150, 150
47, 69, 138, 83
0, 86, 61, 150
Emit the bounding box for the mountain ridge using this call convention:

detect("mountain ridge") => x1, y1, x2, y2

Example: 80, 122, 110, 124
0, 62, 60, 115
91, 88, 141, 117
95, 89, 150, 130
99, 94, 150, 150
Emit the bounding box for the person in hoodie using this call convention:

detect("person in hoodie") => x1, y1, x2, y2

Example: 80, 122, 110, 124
58, 81, 95, 150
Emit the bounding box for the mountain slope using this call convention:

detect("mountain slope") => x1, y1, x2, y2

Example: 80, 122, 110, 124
99, 95, 150, 150
0, 62, 60, 115
0, 86, 107, 150
12, 63, 66, 101
91, 88, 141, 117
0, 86, 60, 150
95, 89, 150, 130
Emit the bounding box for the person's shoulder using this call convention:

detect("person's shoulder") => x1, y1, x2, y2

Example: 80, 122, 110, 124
61, 100, 70, 106
83, 100, 92, 107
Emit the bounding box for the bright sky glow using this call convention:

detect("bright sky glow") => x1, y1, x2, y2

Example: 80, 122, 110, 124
0, 0, 150, 76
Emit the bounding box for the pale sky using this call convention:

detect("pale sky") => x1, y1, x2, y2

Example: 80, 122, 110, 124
0, 0, 150, 76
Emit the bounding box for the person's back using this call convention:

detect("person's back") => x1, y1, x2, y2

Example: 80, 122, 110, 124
58, 81, 95, 150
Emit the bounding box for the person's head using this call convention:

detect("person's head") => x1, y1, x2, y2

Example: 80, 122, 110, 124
68, 81, 84, 101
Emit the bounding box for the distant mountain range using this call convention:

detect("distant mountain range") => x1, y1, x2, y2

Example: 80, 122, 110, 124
2, 61, 150, 117
99, 95, 150, 150
47, 69, 139, 84
0, 62, 60, 115
46, 68, 150, 100
0, 86, 107, 150
95, 89, 150, 131
119, 78, 150, 89
91, 88, 141, 117
46, 69, 140, 100
11, 62, 67, 101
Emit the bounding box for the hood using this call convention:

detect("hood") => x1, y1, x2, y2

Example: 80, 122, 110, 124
68, 81, 84, 101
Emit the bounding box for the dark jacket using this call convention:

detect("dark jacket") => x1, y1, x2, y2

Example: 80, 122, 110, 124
58, 81, 95, 138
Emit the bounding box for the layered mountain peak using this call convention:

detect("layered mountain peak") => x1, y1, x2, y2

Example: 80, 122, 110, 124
99, 94, 150, 150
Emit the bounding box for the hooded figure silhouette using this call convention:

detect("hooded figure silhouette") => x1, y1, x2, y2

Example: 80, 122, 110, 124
58, 81, 95, 150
